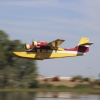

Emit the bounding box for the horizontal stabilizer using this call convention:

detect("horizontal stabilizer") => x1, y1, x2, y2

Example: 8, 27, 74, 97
80, 42, 94, 46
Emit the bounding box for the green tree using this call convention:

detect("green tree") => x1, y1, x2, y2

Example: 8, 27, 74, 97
0, 30, 38, 88
74, 75, 83, 81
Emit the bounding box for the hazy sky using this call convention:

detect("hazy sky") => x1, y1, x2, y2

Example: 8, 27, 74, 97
0, 0, 100, 78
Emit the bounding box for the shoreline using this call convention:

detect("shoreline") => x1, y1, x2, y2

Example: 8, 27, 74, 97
0, 88, 100, 94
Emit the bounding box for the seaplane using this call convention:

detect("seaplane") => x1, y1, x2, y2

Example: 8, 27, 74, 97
13, 37, 93, 60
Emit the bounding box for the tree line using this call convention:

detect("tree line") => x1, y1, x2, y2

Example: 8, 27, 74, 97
0, 30, 38, 88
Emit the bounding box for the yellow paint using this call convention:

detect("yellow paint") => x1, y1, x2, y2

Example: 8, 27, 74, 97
13, 52, 44, 60
78, 37, 89, 45
50, 47, 64, 51
25, 44, 30, 50
32, 41, 37, 46
13, 50, 78, 60
58, 47, 64, 51
13, 52, 36, 58
50, 52, 77, 58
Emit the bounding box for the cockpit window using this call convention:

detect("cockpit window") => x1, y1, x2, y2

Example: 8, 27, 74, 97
32, 48, 37, 52
40, 49, 42, 52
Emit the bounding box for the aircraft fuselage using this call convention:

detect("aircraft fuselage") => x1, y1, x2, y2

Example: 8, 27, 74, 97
13, 49, 84, 60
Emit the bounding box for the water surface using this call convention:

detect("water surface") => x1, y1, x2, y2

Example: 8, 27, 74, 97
0, 92, 100, 100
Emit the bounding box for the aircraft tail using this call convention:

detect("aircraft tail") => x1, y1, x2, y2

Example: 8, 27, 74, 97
78, 37, 93, 46
77, 37, 93, 54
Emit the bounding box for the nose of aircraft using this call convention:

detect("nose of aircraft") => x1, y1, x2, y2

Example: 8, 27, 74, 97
13, 52, 21, 57
13, 51, 36, 59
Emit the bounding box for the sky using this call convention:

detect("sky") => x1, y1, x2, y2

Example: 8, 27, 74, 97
0, 0, 100, 78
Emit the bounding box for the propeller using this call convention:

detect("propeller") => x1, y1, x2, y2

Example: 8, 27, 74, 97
22, 41, 28, 51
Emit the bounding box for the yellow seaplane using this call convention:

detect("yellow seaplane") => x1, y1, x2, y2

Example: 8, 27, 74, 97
13, 37, 93, 60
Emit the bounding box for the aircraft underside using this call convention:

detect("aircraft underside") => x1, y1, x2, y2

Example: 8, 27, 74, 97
13, 50, 84, 60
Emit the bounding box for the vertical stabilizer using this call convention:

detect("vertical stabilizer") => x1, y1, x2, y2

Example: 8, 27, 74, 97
78, 37, 89, 45
77, 37, 93, 54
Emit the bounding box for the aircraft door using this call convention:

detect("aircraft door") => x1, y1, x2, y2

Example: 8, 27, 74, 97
43, 49, 52, 59
36, 49, 44, 59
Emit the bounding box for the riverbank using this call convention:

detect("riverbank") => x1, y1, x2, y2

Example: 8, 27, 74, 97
0, 88, 100, 94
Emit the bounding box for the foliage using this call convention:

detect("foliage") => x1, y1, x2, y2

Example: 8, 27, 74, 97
0, 30, 38, 88
39, 83, 54, 88
29, 80, 39, 88
75, 84, 93, 89
73, 75, 83, 81
55, 85, 67, 89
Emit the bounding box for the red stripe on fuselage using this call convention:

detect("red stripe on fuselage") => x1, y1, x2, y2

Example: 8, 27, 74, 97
64, 46, 89, 53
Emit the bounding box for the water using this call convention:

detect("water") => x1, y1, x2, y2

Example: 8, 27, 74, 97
0, 92, 100, 100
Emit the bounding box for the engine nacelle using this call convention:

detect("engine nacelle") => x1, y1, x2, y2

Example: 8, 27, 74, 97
25, 44, 33, 50
32, 41, 47, 46
32, 41, 37, 46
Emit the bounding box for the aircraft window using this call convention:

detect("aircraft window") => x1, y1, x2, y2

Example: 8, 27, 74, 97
42, 49, 46, 52
32, 48, 37, 52
35, 49, 37, 52
48, 50, 52, 52
40, 49, 42, 52
37, 49, 40, 52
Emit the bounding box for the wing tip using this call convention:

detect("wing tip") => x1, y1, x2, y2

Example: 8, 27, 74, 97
57, 39, 65, 41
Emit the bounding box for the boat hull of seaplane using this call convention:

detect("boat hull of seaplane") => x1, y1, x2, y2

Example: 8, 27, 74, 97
13, 37, 93, 60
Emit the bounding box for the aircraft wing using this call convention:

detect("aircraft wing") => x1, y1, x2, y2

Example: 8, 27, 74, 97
45, 39, 65, 49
